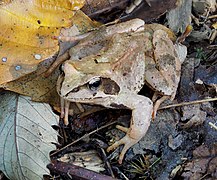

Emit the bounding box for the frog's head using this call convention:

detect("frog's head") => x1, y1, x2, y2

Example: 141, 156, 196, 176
57, 60, 120, 104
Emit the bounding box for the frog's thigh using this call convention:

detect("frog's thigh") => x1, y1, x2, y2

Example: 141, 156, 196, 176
145, 57, 169, 93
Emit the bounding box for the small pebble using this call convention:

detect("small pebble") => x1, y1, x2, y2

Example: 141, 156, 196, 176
195, 79, 203, 84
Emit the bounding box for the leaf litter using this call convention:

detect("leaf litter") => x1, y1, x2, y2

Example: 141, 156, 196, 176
0, 0, 217, 179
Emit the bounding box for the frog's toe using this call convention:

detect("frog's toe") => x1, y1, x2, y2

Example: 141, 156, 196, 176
107, 134, 139, 164
64, 115, 69, 125
116, 125, 128, 133
152, 95, 170, 120
152, 108, 157, 120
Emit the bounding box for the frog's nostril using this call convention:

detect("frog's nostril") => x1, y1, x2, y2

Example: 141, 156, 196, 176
72, 87, 80, 92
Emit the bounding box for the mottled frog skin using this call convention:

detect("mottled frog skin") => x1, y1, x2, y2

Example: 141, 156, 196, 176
57, 19, 185, 164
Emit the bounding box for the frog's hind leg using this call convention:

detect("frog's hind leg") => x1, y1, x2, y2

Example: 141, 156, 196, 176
107, 94, 153, 164
152, 95, 169, 119
152, 91, 160, 102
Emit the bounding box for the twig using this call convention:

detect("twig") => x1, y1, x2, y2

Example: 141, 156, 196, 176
100, 148, 115, 178
48, 160, 117, 180
207, 45, 217, 49
208, 14, 217, 19
158, 97, 217, 110
208, 122, 217, 131
51, 121, 117, 157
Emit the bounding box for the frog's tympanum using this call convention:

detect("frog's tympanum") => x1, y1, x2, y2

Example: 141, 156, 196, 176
57, 19, 186, 164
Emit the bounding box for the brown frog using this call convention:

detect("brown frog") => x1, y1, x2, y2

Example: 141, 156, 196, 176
56, 19, 186, 163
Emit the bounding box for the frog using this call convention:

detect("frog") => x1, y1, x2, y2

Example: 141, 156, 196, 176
56, 18, 185, 164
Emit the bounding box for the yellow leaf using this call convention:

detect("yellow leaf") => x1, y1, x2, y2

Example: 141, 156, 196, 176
0, 40, 58, 84
212, 22, 217, 29
0, 0, 86, 85
0, 10, 98, 93
0, 0, 85, 27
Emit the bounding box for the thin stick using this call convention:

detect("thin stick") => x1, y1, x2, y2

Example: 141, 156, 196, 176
208, 14, 217, 19
158, 97, 217, 110
51, 121, 117, 157
209, 122, 217, 131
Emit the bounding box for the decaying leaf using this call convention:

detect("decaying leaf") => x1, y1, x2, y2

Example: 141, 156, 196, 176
58, 150, 105, 172
82, 0, 128, 20
192, 0, 216, 15
0, 0, 85, 45
122, 0, 178, 22
179, 103, 208, 129
0, 41, 59, 85
1, 60, 61, 106
167, 0, 192, 33
181, 144, 217, 179
0, 91, 59, 180
0, 0, 85, 85
82, 0, 178, 23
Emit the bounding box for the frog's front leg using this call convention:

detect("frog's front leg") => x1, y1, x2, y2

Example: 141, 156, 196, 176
107, 94, 153, 164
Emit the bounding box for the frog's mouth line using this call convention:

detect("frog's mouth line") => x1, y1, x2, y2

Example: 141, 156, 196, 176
63, 96, 104, 103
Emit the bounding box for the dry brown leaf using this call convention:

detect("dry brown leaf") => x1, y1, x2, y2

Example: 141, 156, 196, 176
0, 0, 85, 85
181, 144, 217, 179
58, 150, 105, 172
1, 62, 60, 106
167, 0, 192, 33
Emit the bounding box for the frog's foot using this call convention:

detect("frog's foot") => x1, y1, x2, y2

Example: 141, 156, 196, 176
107, 125, 140, 164
152, 95, 169, 119
60, 98, 70, 125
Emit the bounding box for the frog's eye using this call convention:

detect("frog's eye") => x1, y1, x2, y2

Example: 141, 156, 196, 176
88, 77, 101, 91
